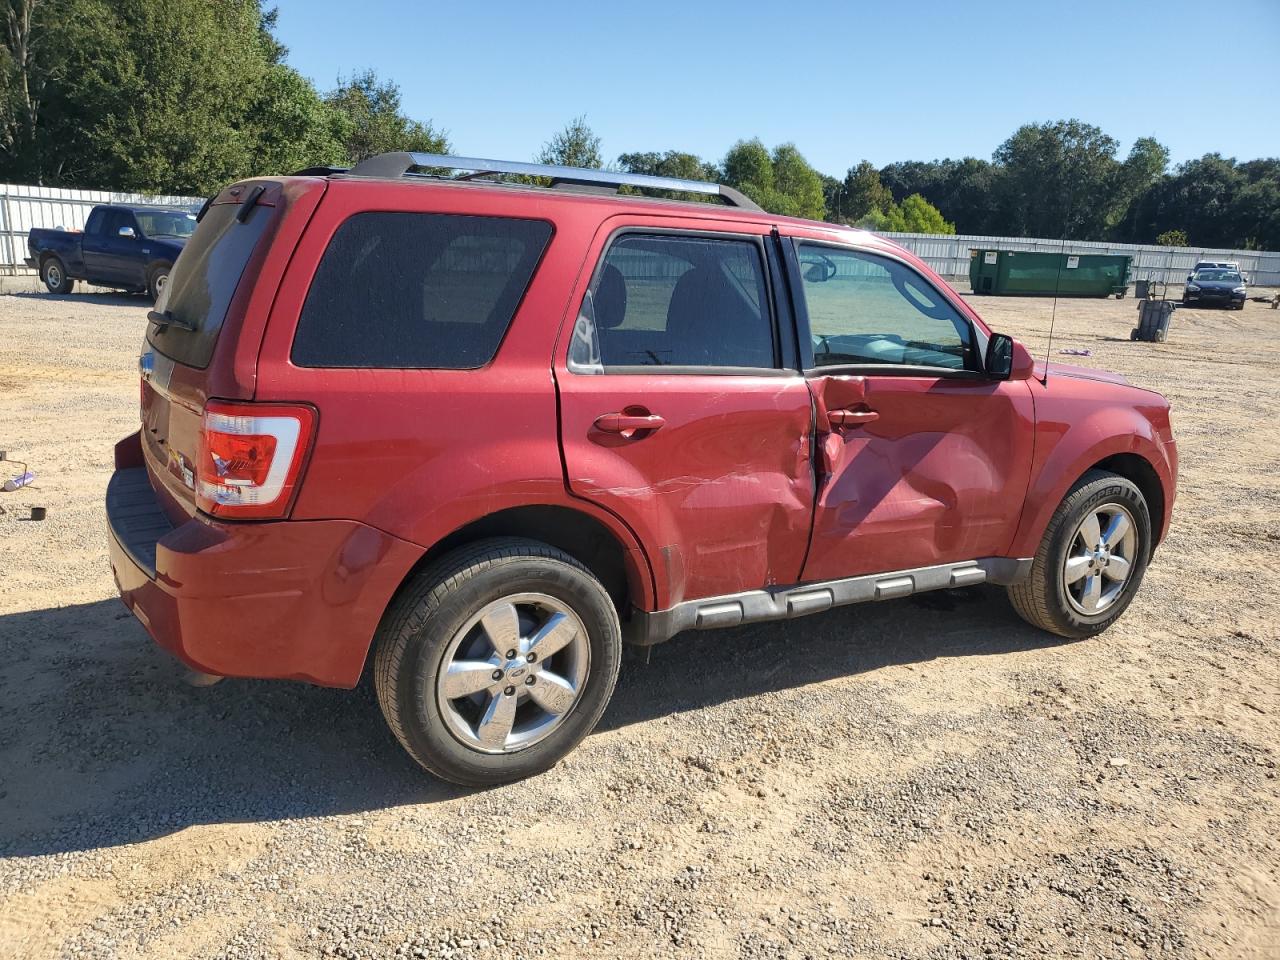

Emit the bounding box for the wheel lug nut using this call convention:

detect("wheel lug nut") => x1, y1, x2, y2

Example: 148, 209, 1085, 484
505, 649, 517, 660
491, 670, 503, 681
504, 686, 515, 696
526, 652, 537, 663
525, 676, 535, 685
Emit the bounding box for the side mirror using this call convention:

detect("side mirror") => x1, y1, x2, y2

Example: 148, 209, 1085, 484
986, 333, 1035, 381
118, 226, 136, 239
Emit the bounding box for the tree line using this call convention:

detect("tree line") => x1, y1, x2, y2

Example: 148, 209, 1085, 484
3, 1, 1276, 249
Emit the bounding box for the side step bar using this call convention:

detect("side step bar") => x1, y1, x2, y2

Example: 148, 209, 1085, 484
624, 557, 1033, 646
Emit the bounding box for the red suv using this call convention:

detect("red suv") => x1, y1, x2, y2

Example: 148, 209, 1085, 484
107, 153, 1177, 785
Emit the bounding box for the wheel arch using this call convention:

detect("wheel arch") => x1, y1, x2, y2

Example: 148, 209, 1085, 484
385, 503, 653, 626
1089, 452, 1167, 547
1011, 431, 1174, 558
145, 258, 174, 282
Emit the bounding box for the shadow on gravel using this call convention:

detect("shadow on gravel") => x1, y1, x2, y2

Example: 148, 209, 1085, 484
0, 587, 1064, 858
6, 291, 148, 308
601, 585, 1064, 732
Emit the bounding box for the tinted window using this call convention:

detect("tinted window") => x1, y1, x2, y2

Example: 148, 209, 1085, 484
292, 213, 552, 369
103, 209, 131, 236
85, 208, 104, 235
146, 201, 272, 368
796, 244, 973, 371
569, 234, 775, 371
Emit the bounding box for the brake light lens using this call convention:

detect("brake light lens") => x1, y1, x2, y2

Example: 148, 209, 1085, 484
196, 400, 316, 519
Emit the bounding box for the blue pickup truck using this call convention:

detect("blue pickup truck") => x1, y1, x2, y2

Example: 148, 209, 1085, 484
27, 203, 197, 300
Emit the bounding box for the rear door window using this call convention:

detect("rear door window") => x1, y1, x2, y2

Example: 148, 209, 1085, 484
568, 233, 776, 371
147, 201, 272, 369
291, 212, 553, 369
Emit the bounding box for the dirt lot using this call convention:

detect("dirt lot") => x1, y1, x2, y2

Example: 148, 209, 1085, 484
0, 282, 1277, 960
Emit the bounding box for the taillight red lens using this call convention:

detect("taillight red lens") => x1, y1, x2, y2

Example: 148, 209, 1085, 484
196, 400, 316, 519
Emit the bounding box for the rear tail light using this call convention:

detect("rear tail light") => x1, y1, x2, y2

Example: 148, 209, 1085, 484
196, 400, 316, 519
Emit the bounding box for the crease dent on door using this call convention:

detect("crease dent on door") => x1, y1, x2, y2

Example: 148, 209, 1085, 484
566, 383, 815, 606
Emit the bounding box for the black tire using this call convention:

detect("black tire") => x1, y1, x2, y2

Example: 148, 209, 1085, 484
41, 256, 73, 294
147, 264, 171, 302
373, 537, 622, 786
1007, 470, 1152, 639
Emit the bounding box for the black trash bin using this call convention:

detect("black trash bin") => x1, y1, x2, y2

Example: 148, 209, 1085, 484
1131, 299, 1175, 342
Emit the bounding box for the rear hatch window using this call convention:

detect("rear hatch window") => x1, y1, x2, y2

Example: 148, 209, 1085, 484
146, 199, 273, 369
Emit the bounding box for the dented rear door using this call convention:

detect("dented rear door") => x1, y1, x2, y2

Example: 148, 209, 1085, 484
555, 216, 814, 608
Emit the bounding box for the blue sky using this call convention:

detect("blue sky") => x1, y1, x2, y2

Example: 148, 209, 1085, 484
271, 0, 1279, 178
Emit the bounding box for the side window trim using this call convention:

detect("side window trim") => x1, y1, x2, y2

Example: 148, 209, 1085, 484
782, 237, 989, 377
571, 226, 794, 376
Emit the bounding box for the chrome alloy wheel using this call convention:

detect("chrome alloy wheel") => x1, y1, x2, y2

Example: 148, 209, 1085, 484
1062, 504, 1138, 616
436, 593, 590, 754
45, 261, 63, 289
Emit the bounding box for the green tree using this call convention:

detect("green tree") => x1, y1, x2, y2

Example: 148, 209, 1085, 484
1230, 176, 1280, 251
617, 149, 717, 182
538, 115, 602, 168
856, 194, 954, 235
830, 160, 893, 224
1, 0, 359, 192
879, 157, 1002, 234
994, 119, 1122, 238
897, 194, 955, 234
324, 69, 448, 166
721, 138, 824, 220
1155, 229, 1187, 247
1110, 137, 1170, 240
617, 149, 719, 202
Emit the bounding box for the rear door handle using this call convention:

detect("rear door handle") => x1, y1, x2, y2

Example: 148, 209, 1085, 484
594, 412, 666, 434
828, 408, 879, 428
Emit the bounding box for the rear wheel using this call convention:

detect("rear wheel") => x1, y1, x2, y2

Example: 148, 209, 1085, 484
147, 264, 171, 302
1007, 470, 1151, 639
373, 538, 622, 786
41, 256, 73, 294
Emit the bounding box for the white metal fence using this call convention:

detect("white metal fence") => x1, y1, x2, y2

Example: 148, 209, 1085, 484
1, 183, 202, 275
4, 181, 1277, 287
880, 232, 1280, 287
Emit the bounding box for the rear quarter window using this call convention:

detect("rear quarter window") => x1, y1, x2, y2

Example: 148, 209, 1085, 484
291, 212, 553, 369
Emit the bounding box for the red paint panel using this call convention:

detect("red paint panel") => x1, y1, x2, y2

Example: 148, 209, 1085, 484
802, 374, 1036, 581
108, 512, 421, 687
558, 372, 815, 606
253, 179, 657, 609
1009, 375, 1177, 557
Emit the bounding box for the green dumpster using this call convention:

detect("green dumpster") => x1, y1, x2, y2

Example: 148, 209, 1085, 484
969, 249, 1131, 298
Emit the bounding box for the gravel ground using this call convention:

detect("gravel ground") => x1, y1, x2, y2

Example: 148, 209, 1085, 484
0, 283, 1277, 960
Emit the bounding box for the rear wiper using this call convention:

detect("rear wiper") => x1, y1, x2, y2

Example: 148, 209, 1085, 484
147, 309, 197, 332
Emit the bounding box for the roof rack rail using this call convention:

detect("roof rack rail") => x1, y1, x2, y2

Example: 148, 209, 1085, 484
344, 152, 763, 211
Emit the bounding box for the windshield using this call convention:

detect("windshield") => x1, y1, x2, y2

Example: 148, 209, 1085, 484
1194, 269, 1241, 282
135, 210, 198, 239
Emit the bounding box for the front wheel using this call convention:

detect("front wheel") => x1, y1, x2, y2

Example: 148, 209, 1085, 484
147, 265, 171, 302
373, 538, 622, 786
41, 256, 73, 294
1007, 470, 1151, 639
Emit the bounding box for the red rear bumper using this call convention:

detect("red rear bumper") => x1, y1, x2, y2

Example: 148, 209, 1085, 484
106, 435, 421, 687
